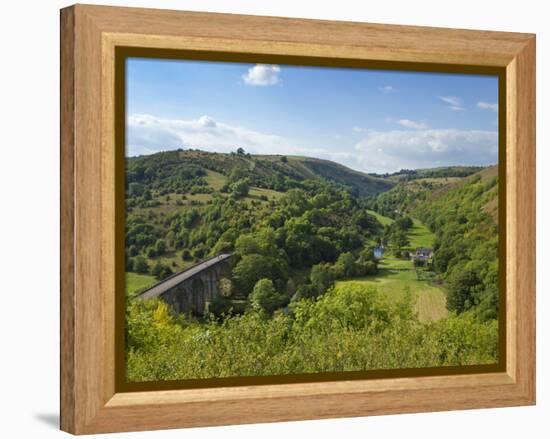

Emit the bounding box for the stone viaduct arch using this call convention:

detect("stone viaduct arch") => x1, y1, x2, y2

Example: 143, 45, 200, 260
136, 253, 233, 316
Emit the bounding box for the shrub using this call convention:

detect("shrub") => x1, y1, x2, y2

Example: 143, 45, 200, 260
126, 284, 498, 382
250, 279, 284, 314
181, 249, 192, 261
134, 256, 149, 274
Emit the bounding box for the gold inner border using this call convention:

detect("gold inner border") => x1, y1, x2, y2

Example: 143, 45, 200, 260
114, 47, 507, 393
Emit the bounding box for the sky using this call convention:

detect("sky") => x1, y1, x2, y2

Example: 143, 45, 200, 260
126, 58, 499, 174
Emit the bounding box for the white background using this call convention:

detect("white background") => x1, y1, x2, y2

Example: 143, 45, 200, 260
0, 0, 547, 437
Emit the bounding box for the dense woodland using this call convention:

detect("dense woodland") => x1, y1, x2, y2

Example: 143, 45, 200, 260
124, 149, 500, 382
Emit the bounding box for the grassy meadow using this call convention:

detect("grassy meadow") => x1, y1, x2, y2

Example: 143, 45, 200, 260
337, 209, 446, 322
126, 272, 156, 297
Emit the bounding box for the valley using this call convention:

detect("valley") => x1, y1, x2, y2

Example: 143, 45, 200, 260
124, 148, 500, 381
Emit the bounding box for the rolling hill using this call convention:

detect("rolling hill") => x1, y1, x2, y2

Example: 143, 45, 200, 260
126, 149, 394, 198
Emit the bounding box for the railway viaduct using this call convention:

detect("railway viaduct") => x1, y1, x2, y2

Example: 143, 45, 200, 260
136, 253, 233, 315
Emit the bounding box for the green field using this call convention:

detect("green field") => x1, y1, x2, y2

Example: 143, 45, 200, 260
126, 272, 156, 297
204, 170, 226, 190
367, 209, 434, 251
406, 219, 435, 249
346, 210, 445, 321
336, 268, 447, 322
367, 209, 394, 226
378, 255, 413, 270
248, 186, 285, 202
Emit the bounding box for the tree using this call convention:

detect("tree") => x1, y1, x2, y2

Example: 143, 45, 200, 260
134, 256, 149, 274
181, 249, 192, 261
128, 245, 139, 257
433, 246, 454, 273
128, 182, 145, 197
151, 261, 163, 279
352, 211, 377, 229
280, 155, 288, 163
236, 147, 245, 155
234, 234, 261, 256
285, 278, 297, 296
250, 278, 283, 314
126, 257, 135, 272
146, 246, 156, 258
232, 254, 272, 296
390, 230, 409, 249
152, 261, 173, 280
361, 260, 378, 275
446, 263, 481, 313
359, 247, 376, 263
337, 227, 363, 251
333, 252, 358, 279
309, 263, 335, 296
280, 189, 310, 216
192, 244, 206, 260
228, 166, 247, 183
230, 179, 249, 198
395, 216, 413, 231
155, 239, 167, 255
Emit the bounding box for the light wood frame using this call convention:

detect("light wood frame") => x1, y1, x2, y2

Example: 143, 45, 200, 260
60, 4, 536, 434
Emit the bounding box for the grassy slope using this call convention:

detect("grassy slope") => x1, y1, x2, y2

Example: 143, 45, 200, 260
425, 165, 498, 223
336, 269, 447, 322
367, 209, 393, 226
384, 166, 485, 183
126, 272, 156, 297
147, 149, 395, 197
343, 209, 446, 322
406, 219, 435, 250
284, 156, 394, 197
478, 165, 499, 222
198, 151, 395, 196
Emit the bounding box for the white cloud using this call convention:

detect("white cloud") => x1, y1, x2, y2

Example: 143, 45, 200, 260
397, 119, 429, 130
439, 96, 461, 106
477, 101, 499, 112
242, 64, 281, 86
127, 114, 288, 156
197, 115, 216, 127
127, 114, 497, 175
439, 96, 464, 111
353, 126, 367, 133
354, 128, 498, 173
126, 114, 349, 165
379, 85, 395, 93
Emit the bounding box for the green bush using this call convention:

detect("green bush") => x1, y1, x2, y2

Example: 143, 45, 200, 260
126, 284, 498, 382
250, 279, 284, 314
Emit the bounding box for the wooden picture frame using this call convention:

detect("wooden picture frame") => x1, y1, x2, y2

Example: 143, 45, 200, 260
60, 4, 536, 434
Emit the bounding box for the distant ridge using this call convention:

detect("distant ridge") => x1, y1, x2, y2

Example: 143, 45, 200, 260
127, 149, 395, 197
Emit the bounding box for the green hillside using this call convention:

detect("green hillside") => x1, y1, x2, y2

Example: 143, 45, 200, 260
281, 155, 394, 196
126, 149, 394, 200
376, 165, 485, 183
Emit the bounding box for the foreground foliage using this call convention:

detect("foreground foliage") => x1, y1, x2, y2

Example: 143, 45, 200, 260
126, 284, 498, 382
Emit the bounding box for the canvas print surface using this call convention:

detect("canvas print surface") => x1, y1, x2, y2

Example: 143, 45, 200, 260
124, 58, 500, 383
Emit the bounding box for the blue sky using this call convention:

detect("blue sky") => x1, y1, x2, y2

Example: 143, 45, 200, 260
126, 58, 499, 173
